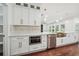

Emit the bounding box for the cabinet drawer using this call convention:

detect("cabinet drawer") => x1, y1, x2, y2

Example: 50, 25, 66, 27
29, 44, 42, 52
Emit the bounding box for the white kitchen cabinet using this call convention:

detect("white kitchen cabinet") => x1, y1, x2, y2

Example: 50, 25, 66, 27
56, 33, 78, 47
10, 37, 20, 55
10, 36, 29, 55
29, 8, 35, 25
11, 4, 41, 26
56, 37, 69, 47
34, 10, 41, 26
22, 7, 29, 25
29, 44, 42, 52
56, 37, 72, 47
12, 5, 29, 25
13, 6, 22, 25
62, 37, 69, 45
41, 35, 47, 49
19, 36, 29, 53
69, 33, 78, 43
65, 33, 78, 44
29, 8, 41, 26
56, 38, 63, 47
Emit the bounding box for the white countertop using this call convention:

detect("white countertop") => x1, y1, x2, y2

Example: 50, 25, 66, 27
8, 32, 56, 37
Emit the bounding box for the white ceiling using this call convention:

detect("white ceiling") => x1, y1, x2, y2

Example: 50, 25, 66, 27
41, 3, 79, 23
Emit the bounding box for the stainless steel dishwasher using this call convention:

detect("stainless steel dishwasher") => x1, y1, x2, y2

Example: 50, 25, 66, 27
47, 34, 56, 49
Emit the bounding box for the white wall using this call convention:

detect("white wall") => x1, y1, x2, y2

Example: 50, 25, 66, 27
41, 3, 79, 23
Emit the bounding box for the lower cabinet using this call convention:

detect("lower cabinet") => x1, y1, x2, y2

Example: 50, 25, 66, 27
29, 44, 42, 52
41, 35, 47, 49
56, 37, 73, 47
10, 36, 29, 55
56, 38, 63, 47
56, 34, 78, 47
56, 37, 72, 47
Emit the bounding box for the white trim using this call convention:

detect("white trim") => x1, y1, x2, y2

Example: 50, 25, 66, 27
0, 42, 3, 44
0, 33, 3, 35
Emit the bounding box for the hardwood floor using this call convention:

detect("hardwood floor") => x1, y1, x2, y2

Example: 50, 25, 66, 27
25, 43, 79, 56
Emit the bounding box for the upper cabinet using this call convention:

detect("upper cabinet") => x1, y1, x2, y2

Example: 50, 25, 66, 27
56, 24, 65, 33
0, 6, 3, 25
48, 23, 65, 33
60, 24, 65, 32
35, 8, 41, 26
0, 5, 3, 34
22, 5, 29, 25
13, 5, 22, 25
12, 3, 29, 25
12, 3, 41, 26
48, 24, 56, 33
29, 4, 41, 26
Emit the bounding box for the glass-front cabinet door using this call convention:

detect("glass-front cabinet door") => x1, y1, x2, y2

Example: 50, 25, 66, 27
56, 25, 59, 33
52, 25, 54, 33
60, 24, 65, 32
49, 26, 52, 32
48, 24, 55, 33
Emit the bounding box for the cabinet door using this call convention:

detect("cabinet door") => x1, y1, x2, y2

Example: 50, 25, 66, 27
10, 37, 20, 55
29, 8, 35, 25
29, 44, 42, 52
62, 37, 69, 45
56, 25, 60, 32
41, 35, 47, 49
20, 37, 29, 53
66, 34, 72, 44
13, 6, 22, 25
70, 34, 78, 43
56, 38, 63, 47
29, 8, 41, 26
10, 36, 29, 55
34, 10, 41, 26
22, 7, 29, 25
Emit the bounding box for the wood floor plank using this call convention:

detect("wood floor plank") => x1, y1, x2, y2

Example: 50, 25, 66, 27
25, 43, 79, 56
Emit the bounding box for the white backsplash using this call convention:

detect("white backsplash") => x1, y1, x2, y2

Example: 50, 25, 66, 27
10, 26, 41, 34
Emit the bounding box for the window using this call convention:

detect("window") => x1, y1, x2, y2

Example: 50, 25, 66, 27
36, 6, 40, 10
52, 26, 54, 32
56, 25, 59, 32
24, 3, 28, 7
16, 3, 21, 5
61, 24, 65, 32
49, 26, 51, 32
30, 5, 34, 8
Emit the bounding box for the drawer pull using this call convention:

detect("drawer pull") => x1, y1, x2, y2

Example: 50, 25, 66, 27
18, 42, 22, 48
